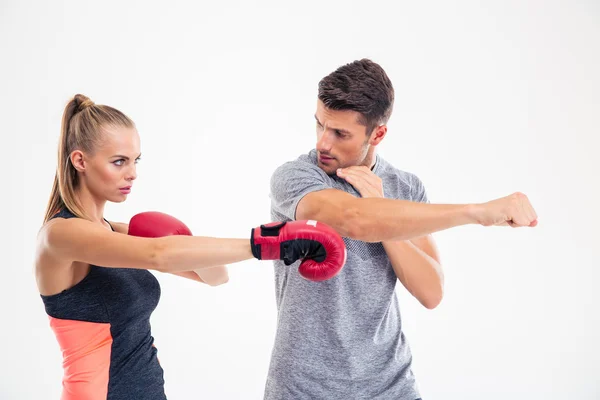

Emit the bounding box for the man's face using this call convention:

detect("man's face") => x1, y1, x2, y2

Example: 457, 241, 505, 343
315, 99, 375, 175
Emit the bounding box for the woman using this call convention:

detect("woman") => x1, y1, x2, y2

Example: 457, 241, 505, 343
35, 94, 346, 399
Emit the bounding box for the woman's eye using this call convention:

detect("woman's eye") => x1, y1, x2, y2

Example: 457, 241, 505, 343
113, 159, 124, 166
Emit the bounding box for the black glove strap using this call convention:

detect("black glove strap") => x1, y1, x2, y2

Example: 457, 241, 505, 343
260, 221, 287, 236
250, 228, 260, 259
250, 222, 288, 259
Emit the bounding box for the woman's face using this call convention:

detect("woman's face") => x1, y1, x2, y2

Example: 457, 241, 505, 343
73, 126, 141, 203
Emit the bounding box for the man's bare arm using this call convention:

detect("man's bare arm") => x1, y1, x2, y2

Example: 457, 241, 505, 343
296, 189, 537, 242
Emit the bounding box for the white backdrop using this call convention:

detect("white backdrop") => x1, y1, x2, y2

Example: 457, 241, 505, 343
1, 1, 599, 399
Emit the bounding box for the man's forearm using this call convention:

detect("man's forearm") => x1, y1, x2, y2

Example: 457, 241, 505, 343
383, 239, 444, 309
344, 198, 476, 242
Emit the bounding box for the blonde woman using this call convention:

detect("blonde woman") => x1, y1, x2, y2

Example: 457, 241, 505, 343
35, 94, 346, 400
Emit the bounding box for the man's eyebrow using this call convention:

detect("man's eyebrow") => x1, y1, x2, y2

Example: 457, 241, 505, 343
314, 115, 351, 134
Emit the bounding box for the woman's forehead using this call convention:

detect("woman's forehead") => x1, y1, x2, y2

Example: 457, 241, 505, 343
98, 126, 140, 153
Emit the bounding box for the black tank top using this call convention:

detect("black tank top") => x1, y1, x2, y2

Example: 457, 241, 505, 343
40, 209, 166, 400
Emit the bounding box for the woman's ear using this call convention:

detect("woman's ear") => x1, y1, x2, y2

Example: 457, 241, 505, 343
70, 150, 86, 172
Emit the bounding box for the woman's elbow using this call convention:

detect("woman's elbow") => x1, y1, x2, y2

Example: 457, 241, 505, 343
149, 240, 168, 272
198, 266, 230, 287
205, 274, 229, 287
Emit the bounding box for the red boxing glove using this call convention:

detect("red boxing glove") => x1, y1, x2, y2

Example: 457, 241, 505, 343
128, 211, 192, 237
251, 220, 347, 281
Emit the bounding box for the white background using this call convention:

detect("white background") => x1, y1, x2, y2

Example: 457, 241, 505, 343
1, 1, 599, 399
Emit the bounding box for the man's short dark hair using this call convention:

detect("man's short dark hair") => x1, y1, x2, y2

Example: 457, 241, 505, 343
318, 59, 394, 134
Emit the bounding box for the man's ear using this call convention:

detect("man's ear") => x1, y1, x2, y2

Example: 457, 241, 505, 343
369, 125, 387, 146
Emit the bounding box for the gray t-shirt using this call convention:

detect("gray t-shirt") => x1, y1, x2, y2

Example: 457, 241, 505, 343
264, 149, 429, 400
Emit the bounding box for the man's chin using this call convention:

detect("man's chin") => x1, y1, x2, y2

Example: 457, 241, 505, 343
318, 162, 337, 176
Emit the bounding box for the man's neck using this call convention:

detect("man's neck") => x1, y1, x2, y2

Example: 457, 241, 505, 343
362, 148, 377, 170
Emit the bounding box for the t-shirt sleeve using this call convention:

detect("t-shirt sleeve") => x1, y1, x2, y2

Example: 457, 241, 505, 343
270, 161, 330, 220
410, 173, 430, 204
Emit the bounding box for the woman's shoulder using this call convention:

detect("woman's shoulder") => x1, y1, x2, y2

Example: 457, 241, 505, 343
36, 212, 92, 260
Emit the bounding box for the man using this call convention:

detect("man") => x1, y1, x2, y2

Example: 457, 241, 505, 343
265, 59, 537, 399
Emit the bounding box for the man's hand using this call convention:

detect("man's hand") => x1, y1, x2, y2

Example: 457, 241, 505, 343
472, 192, 538, 228
336, 166, 384, 199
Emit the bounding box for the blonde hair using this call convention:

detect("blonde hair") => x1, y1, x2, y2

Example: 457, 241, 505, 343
43, 94, 135, 223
